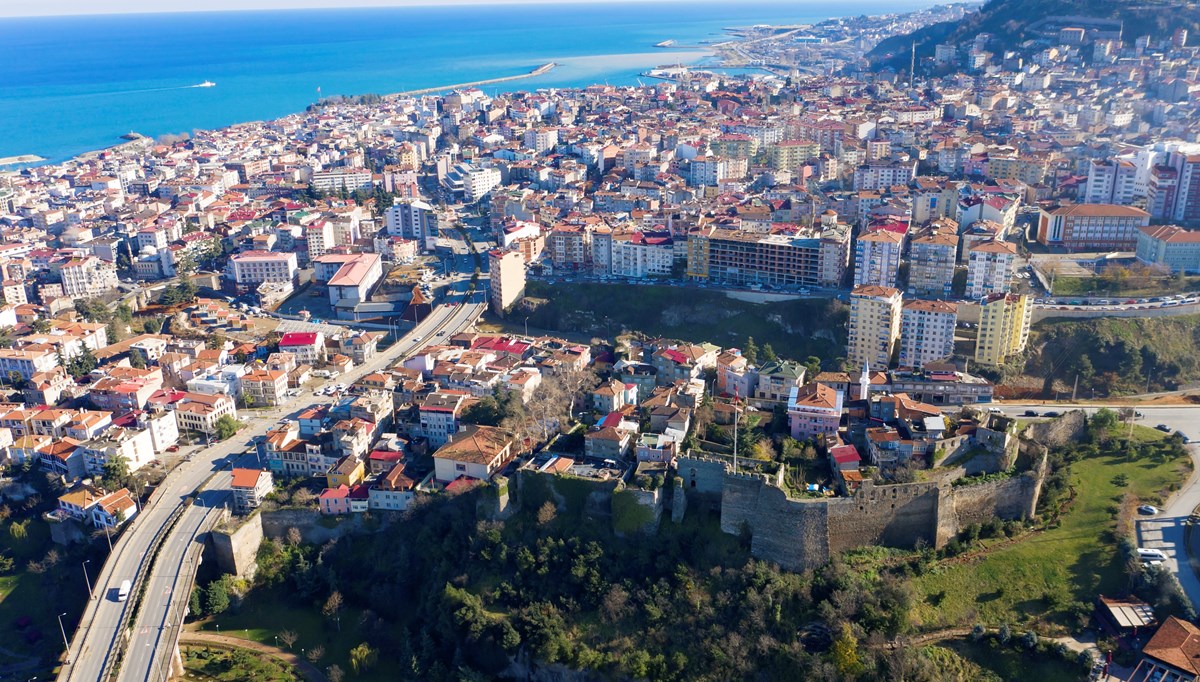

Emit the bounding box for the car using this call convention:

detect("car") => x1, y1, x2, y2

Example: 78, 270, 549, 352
1138, 505, 1160, 515
1135, 411, 1144, 418
1156, 424, 1172, 432
1023, 410, 1039, 417
166, 445, 179, 452
1044, 411, 1060, 417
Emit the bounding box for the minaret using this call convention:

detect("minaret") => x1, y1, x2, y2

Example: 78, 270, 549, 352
858, 362, 871, 401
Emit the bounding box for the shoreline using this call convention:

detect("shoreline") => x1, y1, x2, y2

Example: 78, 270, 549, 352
385, 62, 558, 99
0, 154, 46, 166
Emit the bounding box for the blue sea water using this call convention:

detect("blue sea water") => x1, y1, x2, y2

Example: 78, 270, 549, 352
0, 1, 930, 163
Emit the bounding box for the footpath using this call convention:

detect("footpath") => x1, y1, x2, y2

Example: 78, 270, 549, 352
179, 631, 328, 682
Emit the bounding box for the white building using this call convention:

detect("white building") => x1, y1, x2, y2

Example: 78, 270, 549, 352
229, 250, 299, 288
965, 239, 1017, 299
1084, 159, 1139, 205
853, 230, 904, 288
60, 256, 118, 299
488, 249, 526, 315
385, 198, 438, 248
898, 299, 958, 369
310, 167, 373, 193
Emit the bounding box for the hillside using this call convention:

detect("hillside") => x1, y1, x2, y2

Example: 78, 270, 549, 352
869, 0, 1200, 71
1022, 314, 1200, 396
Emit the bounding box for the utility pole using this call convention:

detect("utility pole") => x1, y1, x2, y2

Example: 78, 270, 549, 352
909, 42, 917, 90
57, 613, 70, 665
1072, 374, 1079, 402
732, 399, 740, 474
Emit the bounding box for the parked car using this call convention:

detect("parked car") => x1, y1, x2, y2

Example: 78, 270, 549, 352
1044, 411, 1060, 417
1138, 505, 1160, 515
1156, 424, 1172, 432
1023, 410, 1039, 417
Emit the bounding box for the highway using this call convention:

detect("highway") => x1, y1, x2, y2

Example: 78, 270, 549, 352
104, 294, 487, 682
62, 272, 487, 681
995, 403, 1200, 610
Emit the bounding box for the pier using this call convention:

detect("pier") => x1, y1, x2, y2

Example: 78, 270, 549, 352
387, 62, 557, 99
0, 154, 46, 166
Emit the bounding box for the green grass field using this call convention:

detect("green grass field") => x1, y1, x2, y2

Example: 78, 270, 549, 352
0, 515, 75, 672
911, 427, 1188, 632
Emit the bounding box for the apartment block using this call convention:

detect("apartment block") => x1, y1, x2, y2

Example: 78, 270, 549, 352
853, 229, 903, 288
488, 249, 526, 315
847, 285, 902, 369
965, 239, 1017, 299
974, 293, 1032, 367
898, 299, 958, 369
907, 230, 958, 298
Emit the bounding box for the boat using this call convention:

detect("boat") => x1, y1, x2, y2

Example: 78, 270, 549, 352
195, 81, 216, 88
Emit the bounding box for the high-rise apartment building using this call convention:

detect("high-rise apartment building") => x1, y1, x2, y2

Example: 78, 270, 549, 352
847, 285, 903, 369
898, 299, 958, 369
965, 239, 1017, 299
974, 293, 1032, 367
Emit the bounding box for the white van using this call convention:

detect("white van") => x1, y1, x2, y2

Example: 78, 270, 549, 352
1137, 548, 1167, 561
117, 579, 132, 602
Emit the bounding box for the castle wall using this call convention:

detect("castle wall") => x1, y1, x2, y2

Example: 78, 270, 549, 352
748, 486, 829, 571
826, 481, 942, 554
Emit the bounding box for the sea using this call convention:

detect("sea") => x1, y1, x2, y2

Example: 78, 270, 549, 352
0, 1, 931, 163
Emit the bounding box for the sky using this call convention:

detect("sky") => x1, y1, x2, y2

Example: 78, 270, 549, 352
0, 0, 749, 19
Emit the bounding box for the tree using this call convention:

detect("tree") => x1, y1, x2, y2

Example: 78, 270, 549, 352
804, 355, 822, 379
323, 590, 343, 631
32, 318, 53, 333
214, 415, 242, 441
205, 578, 230, 615
189, 586, 204, 618
349, 642, 378, 674
536, 501, 557, 525
306, 645, 324, 663
9, 520, 28, 541
207, 331, 227, 350
278, 629, 298, 650
743, 337, 759, 365
1091, 408, 1119, 431
6, 371, 25, 389
760, 343, 778, 364
102, 454, 131, 490
106, 320, 125, 345
130, 353, 147, 369
326, 664, 345, 682
830, 623, 864, 679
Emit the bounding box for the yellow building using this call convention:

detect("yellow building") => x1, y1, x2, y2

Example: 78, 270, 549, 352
974, 293, 1032, 366
847, 285, 903, 369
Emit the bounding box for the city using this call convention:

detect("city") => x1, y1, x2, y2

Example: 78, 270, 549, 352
2, 0, 1200, 681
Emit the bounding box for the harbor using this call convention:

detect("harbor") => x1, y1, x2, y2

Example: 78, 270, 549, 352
387, 62, 557, 98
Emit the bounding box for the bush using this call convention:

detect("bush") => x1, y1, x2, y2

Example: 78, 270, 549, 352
998, 623, 1011, 645
970, 624, 985, 641
1020, 631, 1038, 650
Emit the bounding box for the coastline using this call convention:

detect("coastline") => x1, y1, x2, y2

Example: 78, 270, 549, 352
0, 154, 46, 166
385, 62, 559, 99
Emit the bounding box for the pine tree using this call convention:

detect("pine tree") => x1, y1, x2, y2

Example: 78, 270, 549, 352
743, 336, 759, 365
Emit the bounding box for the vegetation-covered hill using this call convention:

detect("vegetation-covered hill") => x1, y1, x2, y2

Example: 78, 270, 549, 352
1024, 314, 1200, 395
869, 0, 1200, 71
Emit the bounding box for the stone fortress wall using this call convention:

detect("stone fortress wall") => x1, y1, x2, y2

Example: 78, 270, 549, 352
678, 411, 1077, 571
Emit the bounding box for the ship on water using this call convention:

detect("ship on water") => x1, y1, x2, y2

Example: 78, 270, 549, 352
195, 80, 216, 88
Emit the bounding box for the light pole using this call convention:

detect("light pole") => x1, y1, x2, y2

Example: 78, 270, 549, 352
82, 560, 93, 598
56, 613, 70, 664
103, 523, 113, 553
524, 316, 529, 338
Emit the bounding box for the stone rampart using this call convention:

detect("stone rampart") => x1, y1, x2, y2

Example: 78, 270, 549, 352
210, 510, 264, 580
826, 481, 942, 556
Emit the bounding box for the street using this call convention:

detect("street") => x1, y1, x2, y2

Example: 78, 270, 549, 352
996, 403, 1200, 610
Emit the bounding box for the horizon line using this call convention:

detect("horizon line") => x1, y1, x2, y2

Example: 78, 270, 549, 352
0, 0, 843, 20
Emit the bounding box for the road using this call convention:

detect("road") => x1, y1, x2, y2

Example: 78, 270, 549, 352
63, 265, 487, 682
995, 403, 1200, 610
102, 294, 488, 682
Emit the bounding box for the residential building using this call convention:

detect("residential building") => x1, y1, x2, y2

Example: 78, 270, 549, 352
907, 230, 958, 298
847, 285, 903, 369
0, 348, 59, 381
171, 392, 238, 435
385, 198, 438, 248
1136, 225, 1200, 273
419, 391, 468, 448
787, 382, 844, 440
229, 251, 298, 290
310, 167, 372, 192
1084, 159, 1139, 205
898, 300, 958, 369
965, 239, 1017, 299
369, 464, 418, 511
974, 293, 1032, 367
278, 331, 326, 366
1128, 617, 1200, 682
432, 424, 514, 483
242, 369, 289, 406
60, 256, 118, 299
91, 488, 138, 529
1037, 204, 1150, 250
853, 230, 903, 288
230, 468, 273, 514
754, 360, 806, 403
488, 249, 526, 314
